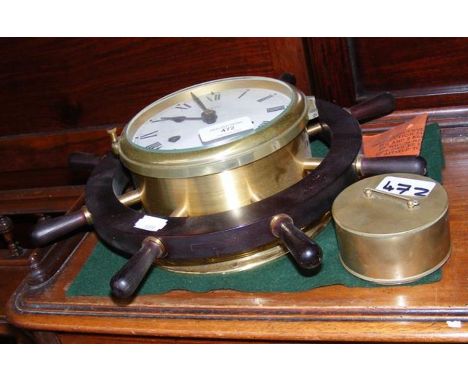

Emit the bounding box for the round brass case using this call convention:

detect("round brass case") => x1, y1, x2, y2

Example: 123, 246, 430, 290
135, 130, 310, 216
117, 76, 312, 216
332, 173, 451, 284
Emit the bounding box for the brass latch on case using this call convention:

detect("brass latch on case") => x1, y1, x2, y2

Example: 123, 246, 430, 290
363, 187, 420, 209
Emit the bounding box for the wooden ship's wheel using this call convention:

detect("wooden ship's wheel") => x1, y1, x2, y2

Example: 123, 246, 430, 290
31, 75, 426, 298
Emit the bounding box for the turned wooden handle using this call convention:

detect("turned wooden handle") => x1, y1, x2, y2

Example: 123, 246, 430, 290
347, 92, 396, 121
110, 237, 166, 299
359, 155, 427, 177
271, 214, 322, 270
31, 209, 90, 247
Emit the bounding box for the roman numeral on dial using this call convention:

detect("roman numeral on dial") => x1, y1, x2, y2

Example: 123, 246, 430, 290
257, 94, 275, 102
146, 142, 162, 150
206, 92, 221, 102
258, 121, 270, 128
238, 89, 250, 99
267, 105, 286, 113
175, 103, 191, 110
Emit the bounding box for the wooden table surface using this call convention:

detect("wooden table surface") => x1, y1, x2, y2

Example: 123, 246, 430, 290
6, 128, 468, 343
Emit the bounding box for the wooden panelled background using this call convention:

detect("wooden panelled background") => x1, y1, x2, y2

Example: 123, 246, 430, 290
307, 38, 468, 109
0, 38, 310, 136
1, 37, 467, 191
0, 37, 310, 189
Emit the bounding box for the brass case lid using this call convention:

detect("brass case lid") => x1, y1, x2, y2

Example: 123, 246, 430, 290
118, 76, 309, 178
332, 173, 451, 284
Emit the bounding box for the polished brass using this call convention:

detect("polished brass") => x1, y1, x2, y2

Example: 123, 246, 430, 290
117, 189, 142, 207
159, 212, 331, 274
169, 205, 188, 218
353, 155, 363, 175
302, 155, 363, 172
144, 236, 166, 254
115, 76, 315, 216
306, 122, 323, 137
81, 206, 93, 225
81, 190, 142, 225
135, 131, 311, 216
302, 158, 323, 171
107, 128, 120, 155
270, 213, 293, 237
332, 173, 451, 284
118, 77, 308, 179
363, 187, 420, 208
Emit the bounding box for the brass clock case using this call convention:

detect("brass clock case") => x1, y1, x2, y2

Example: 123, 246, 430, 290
332, 173, 451, 284
117, 76, 312, 216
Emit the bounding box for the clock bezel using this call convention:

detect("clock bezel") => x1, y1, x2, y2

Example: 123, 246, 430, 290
118, 76, 308, 178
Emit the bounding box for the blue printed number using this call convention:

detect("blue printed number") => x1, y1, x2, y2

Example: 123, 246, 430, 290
396, 183, 411, 195
383, 181, 394, 192
414, 187, 430, 196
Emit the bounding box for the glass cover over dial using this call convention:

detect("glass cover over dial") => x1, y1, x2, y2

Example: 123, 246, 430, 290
129, 80, 292, 152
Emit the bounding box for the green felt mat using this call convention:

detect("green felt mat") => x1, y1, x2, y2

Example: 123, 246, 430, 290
67, 123, 444, 297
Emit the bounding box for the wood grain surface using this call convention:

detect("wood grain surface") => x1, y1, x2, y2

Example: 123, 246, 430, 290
0, 185, 80, 340
351, 38, 468, 96
0, 38, 310, 137
0, 37, 310, 191
5, 126, 468, 343
306, 38, 356, 106
2, 106, 467, 191
307, 38, 468, 111
0, 253, 30, 337
3, 37, 468, 191
0, 186, 83, 214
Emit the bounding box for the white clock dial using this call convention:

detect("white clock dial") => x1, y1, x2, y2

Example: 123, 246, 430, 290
131, 87, 292, 152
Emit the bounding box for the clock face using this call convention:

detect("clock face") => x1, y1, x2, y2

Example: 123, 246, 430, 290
130, 85, 292, 152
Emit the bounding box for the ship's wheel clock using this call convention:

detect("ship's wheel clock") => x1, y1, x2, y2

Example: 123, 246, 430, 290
32, 75, 427, 298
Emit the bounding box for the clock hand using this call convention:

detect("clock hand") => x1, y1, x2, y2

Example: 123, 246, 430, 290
138, 130, 160, 139
151, 116, 204, 123
190, 91, 210, 111
190, 91, 217, 124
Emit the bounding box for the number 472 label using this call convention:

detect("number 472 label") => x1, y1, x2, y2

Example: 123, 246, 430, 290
199, 117, 253, 143
375, 176, 436, 197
